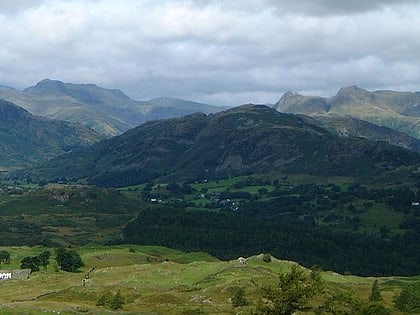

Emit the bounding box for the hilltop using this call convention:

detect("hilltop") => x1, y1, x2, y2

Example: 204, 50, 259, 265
275, 86, 420, 139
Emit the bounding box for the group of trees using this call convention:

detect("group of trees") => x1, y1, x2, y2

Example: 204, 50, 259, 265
18, 248, 83, 273
20, 250, 51, 272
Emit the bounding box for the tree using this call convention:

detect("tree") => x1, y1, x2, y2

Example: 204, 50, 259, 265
38, 250, 51, 270
369, 279, 382, 302
315, 291, 362, 315
55, 248, 84, 272
0, 250, 10, 268
256, 264, 323, 315
20, 256, 40, 272
232, 287, 248, 307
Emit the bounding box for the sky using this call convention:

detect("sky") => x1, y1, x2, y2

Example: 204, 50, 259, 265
1, 0, 420, 106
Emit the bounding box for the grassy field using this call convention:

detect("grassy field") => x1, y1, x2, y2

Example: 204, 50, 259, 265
0, 245, 417, 315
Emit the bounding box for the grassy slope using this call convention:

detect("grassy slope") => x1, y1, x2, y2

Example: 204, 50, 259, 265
0, 245, 416, 315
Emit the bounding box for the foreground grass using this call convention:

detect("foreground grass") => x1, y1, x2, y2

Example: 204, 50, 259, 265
0, 245, 417, 314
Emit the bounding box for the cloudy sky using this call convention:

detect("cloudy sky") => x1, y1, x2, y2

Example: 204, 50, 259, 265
1, 0, 420, 106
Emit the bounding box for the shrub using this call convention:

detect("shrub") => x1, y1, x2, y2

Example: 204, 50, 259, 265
97, 290, 125, 310
369, 279, 382, 302
262, 253, 271, 263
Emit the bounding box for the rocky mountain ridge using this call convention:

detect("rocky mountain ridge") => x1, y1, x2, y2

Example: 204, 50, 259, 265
275, 85, 420, 138
0, 79, 226, 136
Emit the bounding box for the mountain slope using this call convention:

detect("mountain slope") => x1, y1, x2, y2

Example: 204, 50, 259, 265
31, 104, 420, 187
0, 99, 101, 169
275, 85, 420, 138
302, 115, 420, 152
0, 79, 225, 136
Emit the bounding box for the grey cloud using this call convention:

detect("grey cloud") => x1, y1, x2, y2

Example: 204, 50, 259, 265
266, 0, 420, 16
0, 0, 43, 15
0, 0, 420, 107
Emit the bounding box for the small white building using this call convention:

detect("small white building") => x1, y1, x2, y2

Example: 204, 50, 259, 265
0, 272, 12, 280
0, 269, 31, 281
238, 257, 248, 265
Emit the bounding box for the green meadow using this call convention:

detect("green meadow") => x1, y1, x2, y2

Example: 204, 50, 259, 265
0, 245, 418, 314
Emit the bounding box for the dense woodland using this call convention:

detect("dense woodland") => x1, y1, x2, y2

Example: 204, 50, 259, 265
121, 178, 420, 277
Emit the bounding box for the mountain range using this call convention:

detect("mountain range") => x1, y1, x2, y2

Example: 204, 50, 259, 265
2, 80, 420, 174
0, 79, 226, 136
275, 85, 420, 138
30, 104, 420, 187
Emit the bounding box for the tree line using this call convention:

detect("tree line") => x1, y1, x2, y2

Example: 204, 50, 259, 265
0, 248, 83, 273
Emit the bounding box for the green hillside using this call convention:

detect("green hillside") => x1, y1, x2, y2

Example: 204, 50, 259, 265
0, 245, 418, 314
0, 99, 101, 170
28, 104, 420, 187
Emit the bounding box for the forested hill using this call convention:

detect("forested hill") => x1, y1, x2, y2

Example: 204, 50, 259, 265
31, 104, 420, 187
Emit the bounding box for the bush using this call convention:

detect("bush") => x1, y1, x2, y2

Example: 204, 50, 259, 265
369, 279, 382, 302
394, 282, 420, 312
262, 253, 271, 263
97, 290, 125, 310
232, 287, 248, 307
0, 250, 10, 268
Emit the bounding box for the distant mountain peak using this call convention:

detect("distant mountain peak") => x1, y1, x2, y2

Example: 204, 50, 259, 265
334, 85, 373, 102
276, 91, 329, 114
24, 78, 67, 95
276, 91, 303, 108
